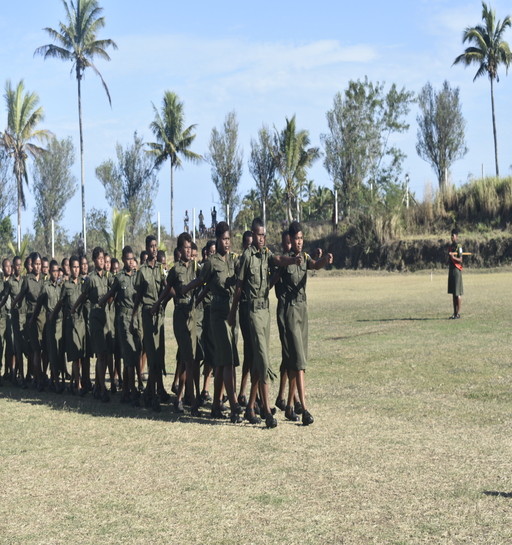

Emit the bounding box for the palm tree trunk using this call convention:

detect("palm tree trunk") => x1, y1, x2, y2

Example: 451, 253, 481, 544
77, 71, 86, 252
490, 77, 499, 177
170, 163, 175, 238
17, 173, 21, 252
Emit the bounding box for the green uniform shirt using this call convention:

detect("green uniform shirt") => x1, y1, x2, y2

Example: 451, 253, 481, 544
20, 273, 44, 314
199, 253, 237, 301
238, 246, 275, 301
280, 251, 312, 299
166, 260, 196, 305
38, 280, 64, 319
134, 261, 167, 308
111, 268, 137, 310
59, 278, 84, 314
81, 269, 109, 310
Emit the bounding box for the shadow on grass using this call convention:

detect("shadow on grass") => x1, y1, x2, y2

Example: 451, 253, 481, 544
483, 491, 512, 499
0, 384, 244, 427
356, 318, 442, 323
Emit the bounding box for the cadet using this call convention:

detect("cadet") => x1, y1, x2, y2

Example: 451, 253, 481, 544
0, 257, 25, 387
228, 218, 301, 428
79, 255, 93, 391
53, 256, 86, 394
184, 222, 242, 422
448, 228, 463, 319
72, 247, 110, 402
0, 259, 14, 384
12, 252, 46, 391
280, 221, 333, 425
154, 232, 196, 414
31, 260, 65, 393
100, 246, 141, 406
237, 230, 253, 406
131, 235, 167, 412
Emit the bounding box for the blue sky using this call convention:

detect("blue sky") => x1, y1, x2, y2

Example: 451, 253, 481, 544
1, 0, 512, 239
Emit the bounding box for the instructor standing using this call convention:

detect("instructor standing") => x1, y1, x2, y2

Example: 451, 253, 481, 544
448, 229, 463, 319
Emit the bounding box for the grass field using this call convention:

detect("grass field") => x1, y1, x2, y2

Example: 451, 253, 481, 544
2, 269, 512, 544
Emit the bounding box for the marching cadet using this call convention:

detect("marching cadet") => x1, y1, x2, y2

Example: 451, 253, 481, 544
52, 256, 86, 394
236, 230, 253, 407
31, 260, 65, 393
79, 255, 93, 392
104, 253, 117, 393
0, 259, 14, 384
153, 232, 196, 414
279, 221, 333, 425
99, 246, 141, 406
228, 218, 302, 428
0, 257, 26, 387
183, 222, 243, 423
71, 247, 110, 402
131, 236, 167, 413
11, 252, 45, 391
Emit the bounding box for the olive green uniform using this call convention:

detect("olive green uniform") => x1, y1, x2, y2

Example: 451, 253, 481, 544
105, 272, 116, 355
273, 262, 288, 373
238, 246, 276, 383
37, 280, 64, 376
280, 251, 312, 372
111, 269, 140, 368
0, 275, 14, 372
167, 260, 196, 362
19, 273, 45, 353
4, 275, 25, 356
199, 253, 239, 368
81, 269, 109, 355
59, 278, 86, 362
80, 274, 93, 359
134, 262, 166, 373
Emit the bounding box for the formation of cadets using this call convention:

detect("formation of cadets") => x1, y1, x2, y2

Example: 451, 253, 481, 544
0, 218, 333, 428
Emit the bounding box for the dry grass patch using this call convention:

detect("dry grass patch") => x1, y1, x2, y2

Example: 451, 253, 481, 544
2, 270, 512, 544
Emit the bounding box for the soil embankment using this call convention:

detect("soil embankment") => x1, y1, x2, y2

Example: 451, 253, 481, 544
305, 232, 512, 271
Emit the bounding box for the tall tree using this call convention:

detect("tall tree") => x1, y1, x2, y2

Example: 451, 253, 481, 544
248, 125, 276, 226
0, 79, 51, 251
272, 115, 320, 223
321, 79, 413, 215
206, 111, 243, 228
147, 91, 202, 238
32, 136, 77, 255
0, 149, 16, 221
416, 81, 468, 190
453, 1, 511, 177
96, 132, 160, 241
34, 0, 118, 251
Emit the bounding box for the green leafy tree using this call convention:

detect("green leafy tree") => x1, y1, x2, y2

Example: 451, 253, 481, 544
0, 149, 16, 221
453, 1, 511, 177
416, 81, 468, 191
321, 78, 413, 216
32, 136, 77, 255
206, 111, 243, 228
248, 125, 276, 226
0, 79, 51, 251
96, 132, 159, 242
148, 91, 202, 238
272, 115, 320, 223
35, 0, 118, 250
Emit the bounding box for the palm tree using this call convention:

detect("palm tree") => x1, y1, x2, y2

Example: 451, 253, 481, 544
147, 91, 202, 238
272, 116, 320, 223
0, 80, 51, 251
34, 0, 118, 251
102, 208, 129, 260
453, 1, 511, 177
